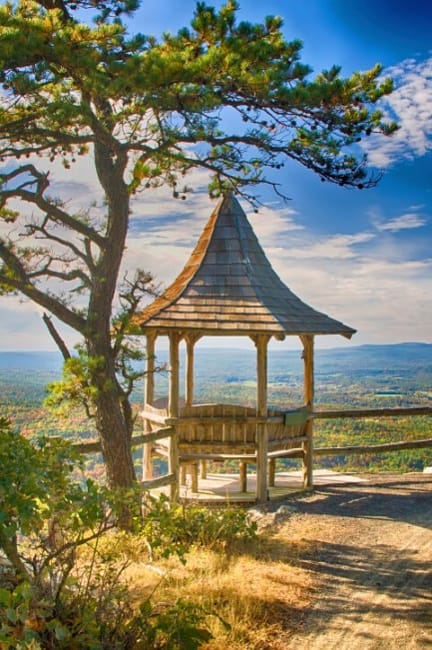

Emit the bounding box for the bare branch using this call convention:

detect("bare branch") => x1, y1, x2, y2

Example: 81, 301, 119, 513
112, 269, 157, 354
31, 266, 91, 290
23, 217, 95, 276
0, 166, 106, 247
42, 313, 71, 361
0, 240, 87, 333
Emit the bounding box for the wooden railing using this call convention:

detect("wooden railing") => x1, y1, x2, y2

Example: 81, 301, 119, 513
312, 406, 432, 458
313, 406, 432, 419
71, 425, 174, 454
71, 423, 177, 492
71, 405, 432, 492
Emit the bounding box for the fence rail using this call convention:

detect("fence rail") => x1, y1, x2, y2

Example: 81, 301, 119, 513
314, 437, 432, 456
310, 405, 432, 458
313, 406, 432, 419
71, 425, 174, 454
141, 472, 176, 490
72, 405, 432, 491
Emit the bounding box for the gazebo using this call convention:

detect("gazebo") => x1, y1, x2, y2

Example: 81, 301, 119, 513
136, 193, 355, 502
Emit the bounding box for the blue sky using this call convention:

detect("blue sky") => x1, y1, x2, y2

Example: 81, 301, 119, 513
1, 0, 431, 350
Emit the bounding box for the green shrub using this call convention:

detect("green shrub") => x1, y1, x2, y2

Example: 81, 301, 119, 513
0, 419, 214, 649
134, 599, 213, 650
142, 494, 258, 560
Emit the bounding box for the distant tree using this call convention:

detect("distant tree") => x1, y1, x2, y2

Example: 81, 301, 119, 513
0, 0, 397, 491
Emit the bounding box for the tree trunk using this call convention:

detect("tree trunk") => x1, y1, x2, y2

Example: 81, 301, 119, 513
88, 142, 137, 491
88, 341, 136, 489
94, 384, 137, 488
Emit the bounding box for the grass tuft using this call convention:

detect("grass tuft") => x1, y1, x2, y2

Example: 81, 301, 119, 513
126, 524, 314, 649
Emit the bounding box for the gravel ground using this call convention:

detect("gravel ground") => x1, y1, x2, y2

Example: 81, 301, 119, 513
273, 473, 432, 649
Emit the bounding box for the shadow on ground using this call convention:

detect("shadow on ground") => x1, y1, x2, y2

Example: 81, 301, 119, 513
290, 474, 432, 528
261, 475, 432, 645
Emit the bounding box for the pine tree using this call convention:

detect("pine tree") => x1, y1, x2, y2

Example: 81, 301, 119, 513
0, 0, 397, 490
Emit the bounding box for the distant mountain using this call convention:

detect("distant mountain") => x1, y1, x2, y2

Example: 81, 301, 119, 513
314, 342, 432, 375
0, 351, 63, 371
322, 342, 432, 360
1, 342, 431, 377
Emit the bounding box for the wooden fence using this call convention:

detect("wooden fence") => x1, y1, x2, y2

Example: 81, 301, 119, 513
72, 405, 432, 492
277, 406, 432, 459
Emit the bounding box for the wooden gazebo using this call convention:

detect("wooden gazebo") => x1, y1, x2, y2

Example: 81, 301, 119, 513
136, 194, 355, 502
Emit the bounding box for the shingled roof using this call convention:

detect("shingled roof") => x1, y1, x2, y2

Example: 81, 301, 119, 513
136, 194, 356, 339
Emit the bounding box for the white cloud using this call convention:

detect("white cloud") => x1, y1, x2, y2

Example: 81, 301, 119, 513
363, 55, 432, 167
272, 231, 375, 260
1, 146, 431, 350
374, 212, 428, 232
271, 249, 432, 345
3, 205, 432, 348
0, 297, 81, 351
249, 204, 304, 246
338, 257, 432, 340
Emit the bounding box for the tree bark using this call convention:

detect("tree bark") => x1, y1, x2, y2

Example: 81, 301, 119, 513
81, 142, 138, 491
87, 322, 137, 489
93, 377, 137, 488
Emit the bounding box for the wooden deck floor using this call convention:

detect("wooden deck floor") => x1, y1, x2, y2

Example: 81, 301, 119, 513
151, 470, 366, 504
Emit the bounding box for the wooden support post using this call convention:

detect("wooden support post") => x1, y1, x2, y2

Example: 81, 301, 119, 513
239, 461, 247, 493
168, 331, 181, 500
185, 335, 199, 407
254, 334, 270, 503
181, 465, 187, 486
301, 335, 314, 489
142, 332, 156, 481
200, 460, 207, 479
268, 458, 276, 488
185, 334, 201, 490
190, 463, 199, 493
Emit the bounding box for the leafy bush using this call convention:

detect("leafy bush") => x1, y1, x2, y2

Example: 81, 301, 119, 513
134, 599, 213, 650
142, 494, 257, 560
0, 419, 214, 649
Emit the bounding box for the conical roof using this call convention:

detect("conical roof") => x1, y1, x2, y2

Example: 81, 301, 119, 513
136, 194, 356, 339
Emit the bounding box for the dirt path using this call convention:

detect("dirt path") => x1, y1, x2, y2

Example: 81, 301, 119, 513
278, 473, 432, 649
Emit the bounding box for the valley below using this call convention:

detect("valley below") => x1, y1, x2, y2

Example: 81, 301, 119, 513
1, 342, 432, 477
